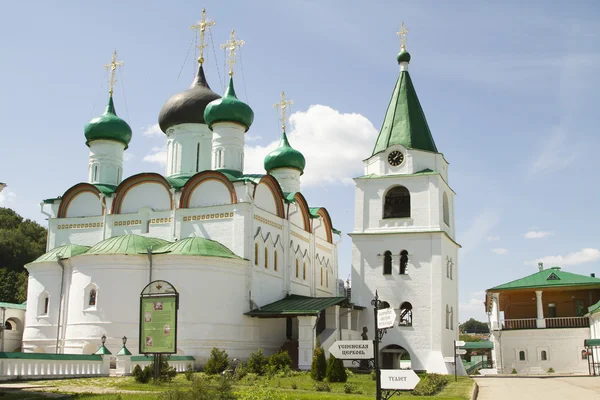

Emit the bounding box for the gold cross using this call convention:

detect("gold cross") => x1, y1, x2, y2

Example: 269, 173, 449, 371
273, 91, 294, 131
220, 30, 245, 77
397, 21, 409, 50
190, 8, 216, 65
104, 50, 124, 96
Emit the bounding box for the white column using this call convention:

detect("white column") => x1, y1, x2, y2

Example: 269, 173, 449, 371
535, 290, 545, 328
88, 140, 125, 186
269, 168, 301, 193
491, 293, 500, 330
297, 316, 317, 370
165, 123, 213, 177
211, 122, 246, 172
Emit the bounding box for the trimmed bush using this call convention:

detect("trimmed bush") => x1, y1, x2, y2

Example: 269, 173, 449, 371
314, 381, 331, 392
185, 364, 194, 381
268, 350, 292, 371
343, 382, 362, 394
412, 373, 449, 396
204, 347, 230, 375
148, 356, 177, 382
310, 343, 327, 381
325, 354, 347, 383
132, 364, 152, 383
247, 348, 269, 375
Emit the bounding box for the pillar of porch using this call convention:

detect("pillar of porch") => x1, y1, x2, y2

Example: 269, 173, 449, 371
297, 316, 317, 370
491, 293, 500, 330
535, 290, 545, 328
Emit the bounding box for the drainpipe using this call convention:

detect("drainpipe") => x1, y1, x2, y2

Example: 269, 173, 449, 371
147, 247, 153, 283
55, 256, 66, 354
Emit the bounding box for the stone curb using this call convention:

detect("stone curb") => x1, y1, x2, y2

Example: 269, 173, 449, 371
471, 381, 479, 400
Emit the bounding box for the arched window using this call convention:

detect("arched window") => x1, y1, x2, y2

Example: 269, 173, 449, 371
399, 302, 413, 326
400, 250, 409, 275
326, 270, 329, 288
254, 243, 259, 266
383, 251, 392, 275
4, 321, 12, 331
519, 351, 526, 361
443, 192, 450, 226
295, 259, 299, 278
88, 289, 97, 306
320, 267, 323, 286
541, 351, 547, 361
264, 247, 268, 269
274, 251, 278, 272
383, 186, 410, 219
303, 262, 306, 280
445, 305, 450, 329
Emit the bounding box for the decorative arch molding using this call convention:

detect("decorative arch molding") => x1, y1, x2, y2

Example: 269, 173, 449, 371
253, 175, 285, 218
112, 173, 173, 214
289, 241, 309, 259
179, 170, 237, 208
253, 227, 283, 249
289, 193, 311, 233
315, 253, 331, 268
315, 207, 334, 244
57, 183, 103, 218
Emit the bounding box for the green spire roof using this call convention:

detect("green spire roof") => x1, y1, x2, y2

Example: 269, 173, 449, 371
264, 130, 306, 174
85, 235, 170, 256
204, 77, 254, 132
153, 237, 241, 259
489, 266, 600, 291
94, 345, 112, 355
372, 52, 437, 155
31, 244, 91, 264
84, 96, 132, 149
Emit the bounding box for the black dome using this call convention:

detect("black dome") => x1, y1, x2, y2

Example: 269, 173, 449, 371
158, 65, 221, 133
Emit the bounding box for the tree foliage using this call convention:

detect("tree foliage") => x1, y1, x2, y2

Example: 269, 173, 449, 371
325, 354, 347, 382
459, 318, 489, 334
310, 342, 327, 381
0, 208, 47, 303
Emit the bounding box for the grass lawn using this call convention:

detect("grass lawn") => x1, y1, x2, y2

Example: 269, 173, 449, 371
19, 372, 474, 400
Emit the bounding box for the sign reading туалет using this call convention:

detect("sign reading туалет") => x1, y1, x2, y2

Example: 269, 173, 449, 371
328, 340, 374, 359
380, 369, 420, 390
140, 296, 177, 354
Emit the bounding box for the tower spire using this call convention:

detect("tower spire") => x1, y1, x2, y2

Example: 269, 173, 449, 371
220, 30, 245, 77
273, 91, 294, 131
104, 50, 124, 96
190, 8, 216, 65
397, 21, 409, 51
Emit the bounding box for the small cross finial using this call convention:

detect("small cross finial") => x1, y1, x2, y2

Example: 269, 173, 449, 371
273, 91, 294, 131
220, 29, 245, 77
397, 21, 409, 50
190, 8, 216, 65
104, 50, 124, 96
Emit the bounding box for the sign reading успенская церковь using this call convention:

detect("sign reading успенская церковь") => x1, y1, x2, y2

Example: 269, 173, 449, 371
328, 340, 374, 359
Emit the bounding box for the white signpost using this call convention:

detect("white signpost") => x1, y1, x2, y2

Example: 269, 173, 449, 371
380, 369, 420, 390
455, 340, 466, 347
377, 308, 397, 329
328, 341, 374, 360
456, 349, 467, 355
444, 357, 455, 363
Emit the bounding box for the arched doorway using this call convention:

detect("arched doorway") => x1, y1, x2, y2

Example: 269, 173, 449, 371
381, 344, 411, 369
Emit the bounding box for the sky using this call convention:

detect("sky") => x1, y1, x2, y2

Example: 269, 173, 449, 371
1, 0, 600, 323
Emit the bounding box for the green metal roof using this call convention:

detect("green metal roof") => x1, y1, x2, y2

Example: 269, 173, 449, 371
43, 197, 61, 204
264, 130, 306, 174
30, 244, 91, 264
204, 77, 254, 132
0, 352, 101, 361
489, 267, 600, 291
0, 302, 27, 310
166, 174, 194, 189
84, 96, 132, 149
372, 58, 437, 155
94, 345, 112, 355
85, 235, 171, 256
116, 346, 132, 356
245, 294, 350, 318
94, 183, 117, 195
153, 237, 241, 259
309, 207, 321, 219
460, 341, 494, 350
585, 339, 600, 347
588, 300, 600, 315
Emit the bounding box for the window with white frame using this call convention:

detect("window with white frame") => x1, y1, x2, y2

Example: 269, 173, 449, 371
39, 292, 49, 316
84, 283, 98, 310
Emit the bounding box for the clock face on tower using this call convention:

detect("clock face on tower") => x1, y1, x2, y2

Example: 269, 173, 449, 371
388, 150, 404, 166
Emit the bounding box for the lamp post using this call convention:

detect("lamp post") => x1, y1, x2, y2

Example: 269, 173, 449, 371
101, 335, 106, 346
122, 336, 127, 346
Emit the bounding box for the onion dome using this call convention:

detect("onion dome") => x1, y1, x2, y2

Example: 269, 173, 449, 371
84, 96, 132, 149
264, 130, 306, 174
158, 64, 221, 132
397, 48, 411, 63
204, 77, 254, 132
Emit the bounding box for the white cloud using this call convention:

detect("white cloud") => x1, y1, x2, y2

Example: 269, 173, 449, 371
524, 230, 555, 239
459, 209, 500, 257
0, 189, 16, 206
529, 127, 578, 176
143, 124, 163, 137
487, 236, 500, 242
123, 152, 134, 162
244, 105, 378, 186
526, 248, 600, 267
246, 134, 262, 142
459, 291, 487, 322
491, 248, 508, 255
143, 147, 167, 166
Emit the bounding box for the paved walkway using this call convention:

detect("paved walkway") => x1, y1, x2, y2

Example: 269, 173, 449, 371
475, 377, 600, 400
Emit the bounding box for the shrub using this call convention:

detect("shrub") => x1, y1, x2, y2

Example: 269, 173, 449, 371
268, 350, 292, 372
185, 364, 195, 381
234, 362, 248, 380
310, 343, 327, 381
343, 382, 362, 394
325, 354, 347, 383
213, 375, 235, 400
237, 383, 287, 400
291, 381, 298, 390
371, 370, 376, 380
547, 367, 555, 373
132, 364, 152, 384
314, 381, 331, 392
148, 356, 177, 382
248, 348, 269, 375
511, 368, 517, 374
412, 373, 449, 396
204, 348, 230, 375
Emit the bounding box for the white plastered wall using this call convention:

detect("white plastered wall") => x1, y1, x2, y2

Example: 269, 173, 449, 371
119, 183, 171, 214
165, 123, 213, 177
65, 193, 103, 218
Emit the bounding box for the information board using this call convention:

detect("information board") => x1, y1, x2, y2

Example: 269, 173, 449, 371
139, 296, 177, 354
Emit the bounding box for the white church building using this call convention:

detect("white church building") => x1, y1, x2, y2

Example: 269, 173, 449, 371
22, 17, 459, 373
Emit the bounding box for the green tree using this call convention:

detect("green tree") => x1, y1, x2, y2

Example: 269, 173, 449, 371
204, 347, 230, 375
325, 354, 347, 383
0, 208, 47, 303
459, 318, 489, 334
310, 342, 327, 381
459, 334, 482, 342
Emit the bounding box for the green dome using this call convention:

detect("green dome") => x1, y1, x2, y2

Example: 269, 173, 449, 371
85, 235, 170, 255
204, 77, 254, 132
264, 130, 306, 174
153, 236, 241, 259
397, 49, 411, 64
84, 96, 132, 149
